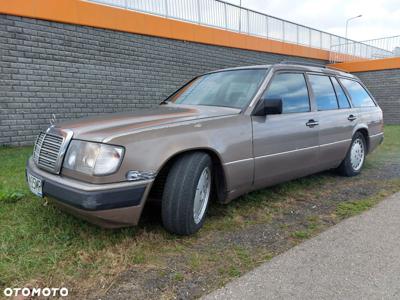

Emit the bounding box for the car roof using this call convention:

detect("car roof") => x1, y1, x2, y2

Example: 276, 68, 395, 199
206, 62, 356, 79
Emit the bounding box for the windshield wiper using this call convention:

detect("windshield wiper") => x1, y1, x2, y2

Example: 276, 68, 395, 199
159, 99, 170, 105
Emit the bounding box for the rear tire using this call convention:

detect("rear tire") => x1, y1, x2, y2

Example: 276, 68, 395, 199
161, 152, 212, 235
337, 132, 366, 177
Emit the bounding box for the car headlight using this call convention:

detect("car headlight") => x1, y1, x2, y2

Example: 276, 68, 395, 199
63, 140, 124, 176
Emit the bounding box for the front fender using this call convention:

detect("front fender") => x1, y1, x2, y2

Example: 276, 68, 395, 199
110, 115, 253, 193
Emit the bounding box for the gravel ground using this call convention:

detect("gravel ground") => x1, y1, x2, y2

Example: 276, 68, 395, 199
204, 191, 400, 300
94, 156, 400, 300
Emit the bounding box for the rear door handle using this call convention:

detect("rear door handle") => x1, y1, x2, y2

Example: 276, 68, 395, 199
306, 119, 319, 128
348, 114, 357, 121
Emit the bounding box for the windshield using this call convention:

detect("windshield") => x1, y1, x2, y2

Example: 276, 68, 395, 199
169, 69, 268, 109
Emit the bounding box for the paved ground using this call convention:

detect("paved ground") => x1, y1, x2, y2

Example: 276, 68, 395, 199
204, 192, 400, 300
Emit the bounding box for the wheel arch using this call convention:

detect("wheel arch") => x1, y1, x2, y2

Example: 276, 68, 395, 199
149, 147, 228, 203
353, 125, 370, 153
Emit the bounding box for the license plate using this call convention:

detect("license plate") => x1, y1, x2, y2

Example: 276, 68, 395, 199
27, 172, 43, 197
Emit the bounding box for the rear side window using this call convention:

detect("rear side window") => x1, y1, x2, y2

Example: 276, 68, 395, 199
331, 77, 351, 109
308, 75, 338, 111
339, 78, 376, 107
264, 73, 310, 113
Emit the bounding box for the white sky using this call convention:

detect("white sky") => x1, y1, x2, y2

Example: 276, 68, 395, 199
225, 0, 400, 41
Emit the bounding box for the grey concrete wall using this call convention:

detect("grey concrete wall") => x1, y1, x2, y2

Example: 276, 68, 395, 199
0, 14, 325, 146
355, 69, 400, 125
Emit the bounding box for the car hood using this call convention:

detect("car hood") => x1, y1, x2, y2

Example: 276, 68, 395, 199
54, 104, 241, 142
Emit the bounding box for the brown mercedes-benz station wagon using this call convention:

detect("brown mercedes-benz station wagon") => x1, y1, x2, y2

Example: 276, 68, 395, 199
26, 62, 384, 235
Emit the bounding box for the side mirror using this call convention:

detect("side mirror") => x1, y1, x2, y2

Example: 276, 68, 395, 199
254, 97, 283, 116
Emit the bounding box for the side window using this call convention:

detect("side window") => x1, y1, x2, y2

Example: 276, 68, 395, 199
331, 77, 351, 109
308, 74, 338, 111
264, 73, 310, 113
339, 78, 376, 107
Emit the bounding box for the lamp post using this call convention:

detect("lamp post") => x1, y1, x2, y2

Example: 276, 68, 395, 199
345, 14, 362, 40
345, 14, 362, 55
239, 0, 242, 32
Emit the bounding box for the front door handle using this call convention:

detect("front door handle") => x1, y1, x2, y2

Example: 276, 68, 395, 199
306, 119, 319, 128
348, 114, 357, 121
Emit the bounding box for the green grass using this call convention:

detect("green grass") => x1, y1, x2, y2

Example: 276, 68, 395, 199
291, 230, 310, 239
337, 124, 400, 218
336, 199, 376, 218
0, 125, 399, 297
173, 272, 184, 282
291, 216, 321, 240
366, 125, 400, 165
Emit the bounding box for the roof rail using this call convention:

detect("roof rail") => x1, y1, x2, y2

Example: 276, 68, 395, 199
325, 65, 348, 72
279, 60, 326, 68
279, 60, 348, 72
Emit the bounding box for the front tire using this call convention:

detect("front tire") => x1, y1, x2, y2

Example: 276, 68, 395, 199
337, 132, 366, 177
161, 152, 212, 235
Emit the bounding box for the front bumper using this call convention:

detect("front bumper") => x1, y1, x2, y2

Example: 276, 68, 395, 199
26, 157, 154, 228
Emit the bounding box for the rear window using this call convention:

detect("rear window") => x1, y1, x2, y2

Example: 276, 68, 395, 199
308, 75, 338, 111
339, 78, 375, 107
331, 77, 351, 109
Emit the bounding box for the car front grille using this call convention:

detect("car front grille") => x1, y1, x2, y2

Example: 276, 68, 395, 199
33, 132, 65, 174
